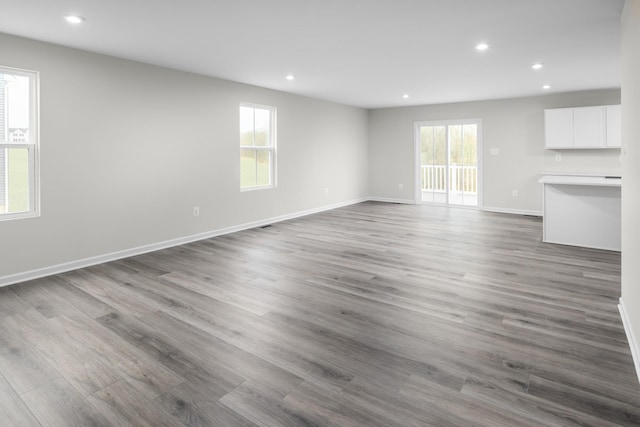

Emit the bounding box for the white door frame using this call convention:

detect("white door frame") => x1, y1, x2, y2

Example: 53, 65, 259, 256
413, 119, 483, 208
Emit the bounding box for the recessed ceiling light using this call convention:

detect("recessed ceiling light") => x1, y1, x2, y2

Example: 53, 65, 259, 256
285, 74, 295, 81
542, 84, 551, 90
402, 94, 409, 99
475, 42, 489, 51
64, 15, 85, 24
532, 63, 544, 70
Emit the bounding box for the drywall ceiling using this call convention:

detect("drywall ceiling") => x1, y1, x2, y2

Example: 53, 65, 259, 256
0, 0, 625, 109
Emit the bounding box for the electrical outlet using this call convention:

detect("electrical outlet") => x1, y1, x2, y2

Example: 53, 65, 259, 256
193, 207, 200, 217
324, 187, 329, 195
512, 190, 518, 197
399, 183, 404, 190
555, 154, 562, 162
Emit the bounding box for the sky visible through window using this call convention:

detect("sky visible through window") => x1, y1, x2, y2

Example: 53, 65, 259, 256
2, 74, 29, 130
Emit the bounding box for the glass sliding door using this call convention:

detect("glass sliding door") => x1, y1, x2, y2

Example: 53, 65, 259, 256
419, 125, 447, 203
415, 120, 481, 207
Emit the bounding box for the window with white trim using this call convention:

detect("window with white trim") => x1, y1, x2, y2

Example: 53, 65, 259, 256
240, 103, 276, 190
0, 67, 38, 220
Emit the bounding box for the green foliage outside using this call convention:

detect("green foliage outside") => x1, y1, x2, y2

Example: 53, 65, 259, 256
420, 124, 478, 193
420, 124, 478, 166
240, 130, 269, 147
0, 148, 29, 214
240, 130, 271, 188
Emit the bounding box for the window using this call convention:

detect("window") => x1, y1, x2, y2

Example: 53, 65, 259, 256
0, 67, 38, 220
240, 103, 276, 190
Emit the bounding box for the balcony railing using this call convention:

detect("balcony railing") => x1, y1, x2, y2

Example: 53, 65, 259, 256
421, 164, 478, 194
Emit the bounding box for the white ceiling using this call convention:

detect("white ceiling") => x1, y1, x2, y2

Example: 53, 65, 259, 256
0, 0, 625, 109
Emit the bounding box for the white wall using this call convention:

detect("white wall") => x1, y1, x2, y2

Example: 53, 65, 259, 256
620, 0, 640, 380
368, 90, 621, 213
0, 33, 369, 281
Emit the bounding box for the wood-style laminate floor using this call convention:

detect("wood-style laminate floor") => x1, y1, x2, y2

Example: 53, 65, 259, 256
1, 201, 638, 426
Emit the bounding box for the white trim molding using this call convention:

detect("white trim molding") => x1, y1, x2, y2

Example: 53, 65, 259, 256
619, 298, 640, 384
0, 197, 368, 288
368, 197, 416, 205
483, 206, 543, 217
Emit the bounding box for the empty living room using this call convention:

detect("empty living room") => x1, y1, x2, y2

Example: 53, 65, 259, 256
1, 0, 640, 426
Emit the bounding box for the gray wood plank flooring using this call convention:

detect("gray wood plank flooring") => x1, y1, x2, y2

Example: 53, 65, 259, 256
1, 201, 638, 426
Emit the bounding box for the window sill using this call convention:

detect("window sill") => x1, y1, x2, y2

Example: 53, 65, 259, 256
0, 211, 40, 222
241, 184, 276, 192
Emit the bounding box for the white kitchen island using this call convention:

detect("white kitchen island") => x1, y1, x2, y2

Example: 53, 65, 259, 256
539, 173, 621, 251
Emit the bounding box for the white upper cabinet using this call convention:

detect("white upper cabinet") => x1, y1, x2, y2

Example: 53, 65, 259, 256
544, 105, 621, 149
545, 108, 573, 149
573, 106, 605, 148
606, 105, 622, 147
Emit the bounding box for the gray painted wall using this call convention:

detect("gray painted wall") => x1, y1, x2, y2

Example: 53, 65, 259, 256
369, 90, 621, 213
0, 33, 369, 278
0, 29, 629, 310
621, 0, 640, 373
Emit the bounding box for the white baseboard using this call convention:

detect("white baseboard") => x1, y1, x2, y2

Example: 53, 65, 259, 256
368, 197, 416, 205
369, 199, 543, 217
0, 198, 549, 288
0, 197, 368, 288
483, 206, 543, 217
619, 298, 640, 385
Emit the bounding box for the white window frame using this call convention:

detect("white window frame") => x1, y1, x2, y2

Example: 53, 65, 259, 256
0, 66, 39, 221
239, 102, 277, 191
